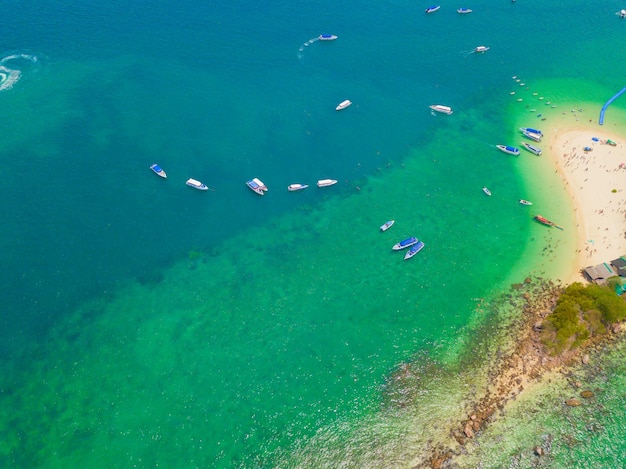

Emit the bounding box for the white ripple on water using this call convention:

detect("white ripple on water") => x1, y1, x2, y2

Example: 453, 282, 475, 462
0, 53, 38, 92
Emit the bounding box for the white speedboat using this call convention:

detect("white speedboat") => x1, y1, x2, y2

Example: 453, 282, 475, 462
520, 127, 543, 137
319, 34, 337, 41
457, 8, 472, 13
404, 241, 425, 260
519, 199, 533, 206
522, 130, 542, 142
288, 183, 308, 191
246, 178, 268, 195
336, 99, 352, 111
496, 145, 520, 156
474, 46, 490, 53
429, 104, 453, 115
186, 178, 208, 190
392, 237, 418, 250
150, 163, 167, 178
317, 179, 337, 187
425, 6, 440, 13
482, 187, 492, 196
380, 220, 395, 232
521, 142, 542, 156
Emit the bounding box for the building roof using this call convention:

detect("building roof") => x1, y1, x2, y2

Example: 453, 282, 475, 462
610, 256, 626, 276
583, 263, 617, 284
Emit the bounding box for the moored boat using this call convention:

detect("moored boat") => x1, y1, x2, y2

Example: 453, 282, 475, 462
380, 220, 395, 232
317, 178, 338, 187
429, 104, 453, 115
520, 127, 543, 137
497, 145, 520, 156
482, 187, 492, 196
474, 46, 490, 53
336, 99, 352, 111
319, 34, 337, 41
150, 163, 167, 178
288, 183, 308, 191
392, 236, 418, 250
534, 215, 563, 229
246, 178, 267, 195
521, 142, 542, 155
425, 5, 441, 13
522, 130, 542, 142
404, 240, 425, 260
457, 8, 472, 13
519, 199, 533, 206
186, 178, 208, 190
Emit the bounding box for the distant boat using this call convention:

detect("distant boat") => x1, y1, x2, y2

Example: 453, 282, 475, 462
392, 237, 418, 250
246, 178, 268, 195
520, 127, 543, 137
150, 163, 167, 178
474, 46, 490, 53
319, 34, 338, 41
457, 8, 472, 14
288, 183, 308, 191
429, 104, 453, 115
521, 142, 542, 155
336, 100, 352, 111
380, 220, 395, 232
404, 240, 425, 260
186, 178, 208, 190
497, 145, 521, 156
317, 179, 338, 187
522, 130, 542, 142
425, 6, 441, 13
519, 199, 533, 206
534, 215, 563, 230
482, 187, 492, 196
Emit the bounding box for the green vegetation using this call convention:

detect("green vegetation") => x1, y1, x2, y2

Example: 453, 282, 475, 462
542, 282, 626, 355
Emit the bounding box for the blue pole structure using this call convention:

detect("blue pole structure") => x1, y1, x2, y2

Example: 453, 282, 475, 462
599, 86, 626, 125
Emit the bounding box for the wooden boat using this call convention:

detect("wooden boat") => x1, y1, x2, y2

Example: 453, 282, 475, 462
534, 215, 563, 230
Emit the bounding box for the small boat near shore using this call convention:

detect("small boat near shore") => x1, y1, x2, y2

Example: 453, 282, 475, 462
336, 100, 352, 111
404, 240, 425, 260
522, 130, 542, 142
150, 163, 167, 178
319, 34, 337, 41
520, 127, 543, 137
522, 142, 542, 155
288, 183, 308, 191
457, 8, 472, 14
380, 220, 395, 232
534, 215, 564, 230
429, 104, 453, 115
186, 178, 208, 190
482, 187, 492, 196
519, 199, 533, 206
246, 178, 268, 195
425, 6, 441, 13
392, 237, 418, 250
474, 46, 490, 53
497, 145, 520, 156
317, 179, 338, 187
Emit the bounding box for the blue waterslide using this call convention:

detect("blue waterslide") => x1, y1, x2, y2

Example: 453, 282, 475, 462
599, 86, 626, 125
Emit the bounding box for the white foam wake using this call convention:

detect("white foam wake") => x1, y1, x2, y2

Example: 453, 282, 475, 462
0, 53, 38, 92
297, 37, 320, 62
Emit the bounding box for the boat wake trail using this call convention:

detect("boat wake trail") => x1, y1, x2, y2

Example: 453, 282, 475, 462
0, 53, 39, 92
297, 37, 320, 62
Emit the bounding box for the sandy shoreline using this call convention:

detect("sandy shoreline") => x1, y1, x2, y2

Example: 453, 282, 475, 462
547, 122, 626, 283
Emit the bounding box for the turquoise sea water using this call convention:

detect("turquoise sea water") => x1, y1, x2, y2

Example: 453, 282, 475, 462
1, 1, 625, 467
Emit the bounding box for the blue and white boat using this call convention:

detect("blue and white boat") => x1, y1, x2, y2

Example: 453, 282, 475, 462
520, 127, 543, 137
474, 45, 490, 53
246, 178, 268, 195
522, 130, 542, 142
186, 178, 208, 190
392, 236, 418, 250
457, 8, 472, 14
404, 240, 425, 260
150, 163, 167, 178
319, 34, 337, 41
380, 220, 395, 232
496, 145, 520, 156
521, 142, 542, 155
425, 6, 440, 13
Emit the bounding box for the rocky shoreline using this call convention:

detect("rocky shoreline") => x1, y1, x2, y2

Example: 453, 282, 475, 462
422, 278, 625, 469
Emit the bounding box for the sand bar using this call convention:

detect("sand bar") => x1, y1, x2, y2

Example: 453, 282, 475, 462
548, 125, 626, 283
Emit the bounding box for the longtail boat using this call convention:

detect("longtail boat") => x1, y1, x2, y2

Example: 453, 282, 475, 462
534, 215, 564, 230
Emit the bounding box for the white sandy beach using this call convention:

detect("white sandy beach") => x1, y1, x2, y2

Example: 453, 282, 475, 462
548, 125, 626, 283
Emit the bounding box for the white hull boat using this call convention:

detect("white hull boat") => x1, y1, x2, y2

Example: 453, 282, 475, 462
246, 178, 268, 195
497, 145, 520, 156
482, 187, 492, 196
288, 183, 308, 191
519, 199, 533, 206
317, 179, 338, 187
429, 104, 453, 115
319, 34, 337, 41
150, 164, 167, 178
380, 220, 395, 231
186, 178, 208, 190
336, 99, 352, 111
521, 142, 542, 155
474, 46, 490, 53
404, 241, 425, 260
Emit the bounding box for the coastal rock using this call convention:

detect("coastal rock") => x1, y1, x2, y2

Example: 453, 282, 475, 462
582, 354, 590, 365
534, 446, 544, 456
566, 398, 582, 407
463, 422, 474, 438
580, 390, 595, 399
